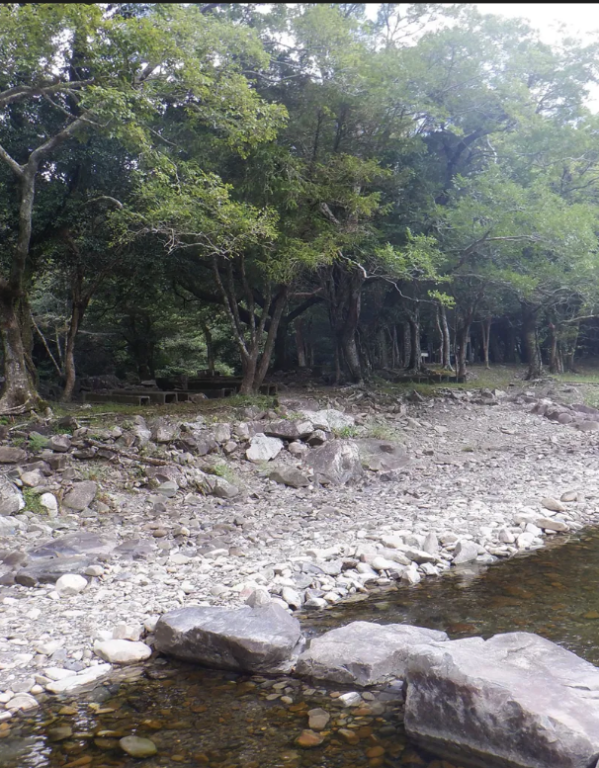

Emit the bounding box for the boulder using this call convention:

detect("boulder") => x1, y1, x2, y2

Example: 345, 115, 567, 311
200, 474, 241, 499
94, 639, 152, 664
300, 409, 354, 432
15, 556, 92, 587
0, 446, 27, 464
263, 420, 314, 441
356, 439, 408, 472
269, 466, 310, 488
452, 540, 480, 564
48, 435, 71, 453
29, 532, 115, 559
62, 481, 97, 511
55, 573, 88, 595
405, 632, 599, 768
154, 603, 303, 673
151, 419, 177, 443
296, 621, 447, 687
45, 663, 112, 694
305, 441, 363, 486
246, 433, 284, 463
0, 474, 24, 516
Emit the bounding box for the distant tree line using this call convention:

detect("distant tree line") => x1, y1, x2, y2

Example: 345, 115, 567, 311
2, 3, 599, 410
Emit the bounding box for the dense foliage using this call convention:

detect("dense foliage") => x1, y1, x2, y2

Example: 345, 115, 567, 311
2, 2, 599, 407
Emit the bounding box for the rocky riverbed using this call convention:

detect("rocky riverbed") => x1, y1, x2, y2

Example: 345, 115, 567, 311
1, 379, 599, 716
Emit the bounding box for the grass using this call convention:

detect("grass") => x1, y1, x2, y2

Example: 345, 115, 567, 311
22, 487, 44, 515
206, 461, 241, 486
333, 424, 361, 439
28, 432, 49, 451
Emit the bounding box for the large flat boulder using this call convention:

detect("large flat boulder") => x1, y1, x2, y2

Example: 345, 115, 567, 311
154, 603, 304, 673
28, 532, 116, 559
405, 632, 599, 768
305, 441, 363, 485
296, 621, 447, 687
263, 419, 314, 441
0, 474, 24, 516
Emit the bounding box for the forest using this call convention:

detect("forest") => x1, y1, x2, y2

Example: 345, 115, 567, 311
2, 2, 599, 412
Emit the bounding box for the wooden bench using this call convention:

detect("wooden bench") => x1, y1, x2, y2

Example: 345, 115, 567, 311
121, 390, 179, 404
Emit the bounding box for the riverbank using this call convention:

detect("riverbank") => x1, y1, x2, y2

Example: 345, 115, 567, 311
1, 374, 599, 714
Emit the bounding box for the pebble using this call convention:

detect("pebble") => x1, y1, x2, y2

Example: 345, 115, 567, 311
55, 574, 88, 596
119, 735, 158, 758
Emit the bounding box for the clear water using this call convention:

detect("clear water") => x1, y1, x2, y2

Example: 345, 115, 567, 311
3, 529, 599, 768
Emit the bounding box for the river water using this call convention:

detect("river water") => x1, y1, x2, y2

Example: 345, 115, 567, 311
3, 528, 599, 768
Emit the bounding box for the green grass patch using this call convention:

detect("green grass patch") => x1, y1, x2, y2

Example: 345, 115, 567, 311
22, 487, 44, 515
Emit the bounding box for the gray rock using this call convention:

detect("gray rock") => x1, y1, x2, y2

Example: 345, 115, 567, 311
269, 467, 310, 488
246, 434, 284, 463
452, 540, 480, 564
356, 439, 408, 472
154, 603, 303, 673
201, 475, 241, 500
536, 517, 569, 532
29, 532, 115, 559
405, 632, 599, 768
305, 441, 364, 486
288, 442, 309, 457
62, 481, 97, 511
301, 409, 354, 432
0, 474, 25, 516
541, 497, 566, 512
152, 419, 177, 443
296, 621, 447, 687
264, 420, 314, 441
94, 639, 152, 664
45, 663, 112, 694
0, 446, 27, 464
55, 573, 88, 595
306, 430, 327, 446
48, 435, 71, 453
574, 420, 599, 432
157, 480, 178, 498
120, 736, 157, 758
113, 538, 156, 559
15, 556, 91, 587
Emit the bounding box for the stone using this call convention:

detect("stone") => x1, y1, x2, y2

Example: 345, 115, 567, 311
55, 573, 88, 595
305, 441, 364, 486
62, 481, 97, 511
212, 423, 232, 443
541, 496, 566, 512
200, 475, 240, 500
39, 493, 58, 515
356, 439, 409, 472
575, 420, 599, 432
15, 556, 91, 587
157, 480, 178, 498
308, 708, 330, 731
94, 639, 152, 664
422, 532, 439, 556
452, 540, 480, 565
281, 586, 303, 609
48, 435, 71, 453
296, 730, 324, 748
20, 469, 46, 487
301, 409, 354, 432
288, 442, 308, 457
152, 419, 177, 443
269, 467, 310, 488
0, 474, 24, 516
306, 430, 327, 446
45, 663, 112, 693
536, 517, 568, 532
295, 621, 447, 686
0, 447, 27, 464
30, 532, 115, 559
154, 603, 303, 673
263, 420, 314, 441
405, 632, 599, 768
119, 736, 158, 758
5, 693, 38, 711
246, 433, 284, 462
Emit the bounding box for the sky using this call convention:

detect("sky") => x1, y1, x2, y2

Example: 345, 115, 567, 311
475, 3, 599, 44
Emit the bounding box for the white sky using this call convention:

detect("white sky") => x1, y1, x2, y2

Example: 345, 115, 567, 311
475, 4, 599, 44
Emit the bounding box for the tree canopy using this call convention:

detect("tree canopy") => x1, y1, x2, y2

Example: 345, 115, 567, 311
2, 2, 599, 407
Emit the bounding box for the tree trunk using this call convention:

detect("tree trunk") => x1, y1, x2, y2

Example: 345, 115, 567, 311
407, 307, 421, 371
548, 323, 561, 374
456, 322, 470, 379
239, 352, 258, 395
440, 304, 453, 370
0, 286, 39, 412
391, 325, 400, 368
402, 323, 411, 369
62, 303, 83, 402
482, 316, 491, 369
563, 323, 579, 373
273, 316, 289, 372
201, 322, 216, 376
295, 320, 306, 368
252, 286, 288, 391
522, 305, 542, 379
